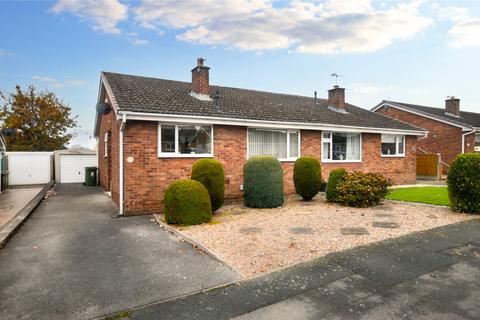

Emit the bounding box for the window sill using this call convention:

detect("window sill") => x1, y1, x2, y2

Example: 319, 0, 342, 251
321, 160, 362, 163
381, 154, 405, 158
158, 153, 214, 158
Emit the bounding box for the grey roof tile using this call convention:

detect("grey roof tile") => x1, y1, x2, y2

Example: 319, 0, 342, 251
102, 72, 423, 132
383, 100, 480, 129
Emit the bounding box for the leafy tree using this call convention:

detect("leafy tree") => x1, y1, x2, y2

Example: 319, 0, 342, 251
0, 85, 77, 151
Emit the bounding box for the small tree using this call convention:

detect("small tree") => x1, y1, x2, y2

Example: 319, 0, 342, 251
447, 153, 480, 213
293, 156, 322, 201
0, 85, 77, 151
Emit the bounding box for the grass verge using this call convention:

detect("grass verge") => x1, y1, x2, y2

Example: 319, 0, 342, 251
387, 187, 449, 206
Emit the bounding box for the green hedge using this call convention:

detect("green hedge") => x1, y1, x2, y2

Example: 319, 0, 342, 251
447, 153, 480, 213
191, 158, 225, 211
164, 179, 212, 225
293, 156, 322, 201
337, 172, 391, 207
243, 156, 284, 208
326, 168, 347, 203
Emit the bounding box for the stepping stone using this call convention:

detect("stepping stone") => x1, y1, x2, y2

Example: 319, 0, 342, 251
372, 221, 400, 229
372, 204, 393, 211
239, 227, 262, 234
341, 227, 370, 235
374, 213, 393, 218
289, 227, 314, 235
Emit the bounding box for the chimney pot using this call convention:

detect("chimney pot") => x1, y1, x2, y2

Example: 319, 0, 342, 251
191, 57, 210, 96
445, 96, 460, 116
328, 86, 346, 110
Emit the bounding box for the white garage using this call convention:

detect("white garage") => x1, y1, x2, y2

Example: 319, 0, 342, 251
54, 149, 97, 183
7, 152, 54, 185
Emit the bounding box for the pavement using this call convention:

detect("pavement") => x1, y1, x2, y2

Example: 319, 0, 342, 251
0, 183, 239, 320
0, 186, 42, 228
0, 183, 53, 248
112, 219, 480, 320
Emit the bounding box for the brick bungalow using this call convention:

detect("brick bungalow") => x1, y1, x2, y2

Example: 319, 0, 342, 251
94, 59, 425, 216
372, 98, 480, 172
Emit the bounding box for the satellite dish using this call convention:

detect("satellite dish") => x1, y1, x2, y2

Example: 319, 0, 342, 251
96, 102, 111, 115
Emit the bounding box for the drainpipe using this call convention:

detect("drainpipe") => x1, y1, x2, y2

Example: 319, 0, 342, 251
461, 129, 476, 153
118, 113, 127, 216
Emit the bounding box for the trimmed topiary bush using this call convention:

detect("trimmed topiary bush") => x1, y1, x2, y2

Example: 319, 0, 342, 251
326, 168, 347, 203
447, 153, 480, 213
294, 156, 322, 201
191, 158, 225, 211
243, 156, 284, 208
336, 172, 391, 207
164, 179, 212, 225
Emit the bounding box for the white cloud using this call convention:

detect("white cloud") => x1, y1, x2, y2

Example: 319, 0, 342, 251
131, 39, 149, 46
0, 49, 14, 56
32, 76, 86, 88
133, 0, 432, 54
437, 6, 471, 22
449, 18, 480, 47
351, 83, 387, 95
51, 0, 128, 34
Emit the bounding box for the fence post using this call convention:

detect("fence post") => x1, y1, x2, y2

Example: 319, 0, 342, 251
437, 153, 441, 181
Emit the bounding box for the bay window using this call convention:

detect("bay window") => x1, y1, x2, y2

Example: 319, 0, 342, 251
248, 128, 300, 160
322, 132, 361, 161
158, 123, 213, 157
381, 134, 405, 156
475, 133, 480, 147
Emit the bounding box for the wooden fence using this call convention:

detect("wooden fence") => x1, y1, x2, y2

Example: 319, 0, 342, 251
417, 154, 441, 180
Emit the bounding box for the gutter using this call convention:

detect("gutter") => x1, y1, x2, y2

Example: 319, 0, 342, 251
117, 113, 127, 217
462, 128, 476, 153
117, 110, 426, 136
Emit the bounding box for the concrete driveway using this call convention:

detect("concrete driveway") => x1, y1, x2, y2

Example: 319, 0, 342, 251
0, 184, 238, 320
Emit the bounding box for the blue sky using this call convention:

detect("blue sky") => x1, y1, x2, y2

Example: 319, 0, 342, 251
1, 0, 480, 147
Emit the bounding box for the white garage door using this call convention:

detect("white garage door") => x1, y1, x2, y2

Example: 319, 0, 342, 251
60, 155, 98, 183
7, 152, 53, 185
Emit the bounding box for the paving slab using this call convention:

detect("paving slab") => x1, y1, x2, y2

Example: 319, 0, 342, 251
0, 184, 238, 320
372, 221, 400, 229
341, 227, 370, 235
289, 227, 314, 234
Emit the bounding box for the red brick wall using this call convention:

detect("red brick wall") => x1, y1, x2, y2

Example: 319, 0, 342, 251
121, 123, 417, 215
375, 105, 464, 169
97, 93, 120, 206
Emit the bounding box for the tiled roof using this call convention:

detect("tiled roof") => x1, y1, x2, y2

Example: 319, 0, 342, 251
102, 72, 423, 132
381, 100, 480, 129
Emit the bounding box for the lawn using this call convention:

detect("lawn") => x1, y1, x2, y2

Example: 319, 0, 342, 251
387, 187, 449, 206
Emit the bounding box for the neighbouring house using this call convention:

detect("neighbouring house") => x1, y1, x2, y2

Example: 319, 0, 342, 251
372, 98, 480, 173
94, 58, 425, 215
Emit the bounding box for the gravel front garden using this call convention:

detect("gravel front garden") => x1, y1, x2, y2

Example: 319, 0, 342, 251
157, 194, 476, 277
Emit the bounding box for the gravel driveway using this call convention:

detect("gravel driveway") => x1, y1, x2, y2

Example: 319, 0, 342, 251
0, 184, 238, 320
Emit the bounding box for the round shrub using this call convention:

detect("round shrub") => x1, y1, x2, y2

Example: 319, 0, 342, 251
447, 153, 480, 213
243, 156, 284, 208
191, 158, 225, 211
326, 168, 347, 203
336, 172, 391, 207
294, 156, 322, 201
164, 179, 212, 225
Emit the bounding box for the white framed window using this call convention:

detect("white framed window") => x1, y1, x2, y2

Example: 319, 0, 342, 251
158, 123, 213, 157
475, 133, 480, 147
381, 134, 405, 156
322, 132, 361, 162
247, 128, 300, 161
104, 132, 108, 158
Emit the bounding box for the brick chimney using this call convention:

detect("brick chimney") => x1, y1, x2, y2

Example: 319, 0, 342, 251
445, 96, 460, 116
191, 58, 210, 96
328, 85, 345, 110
